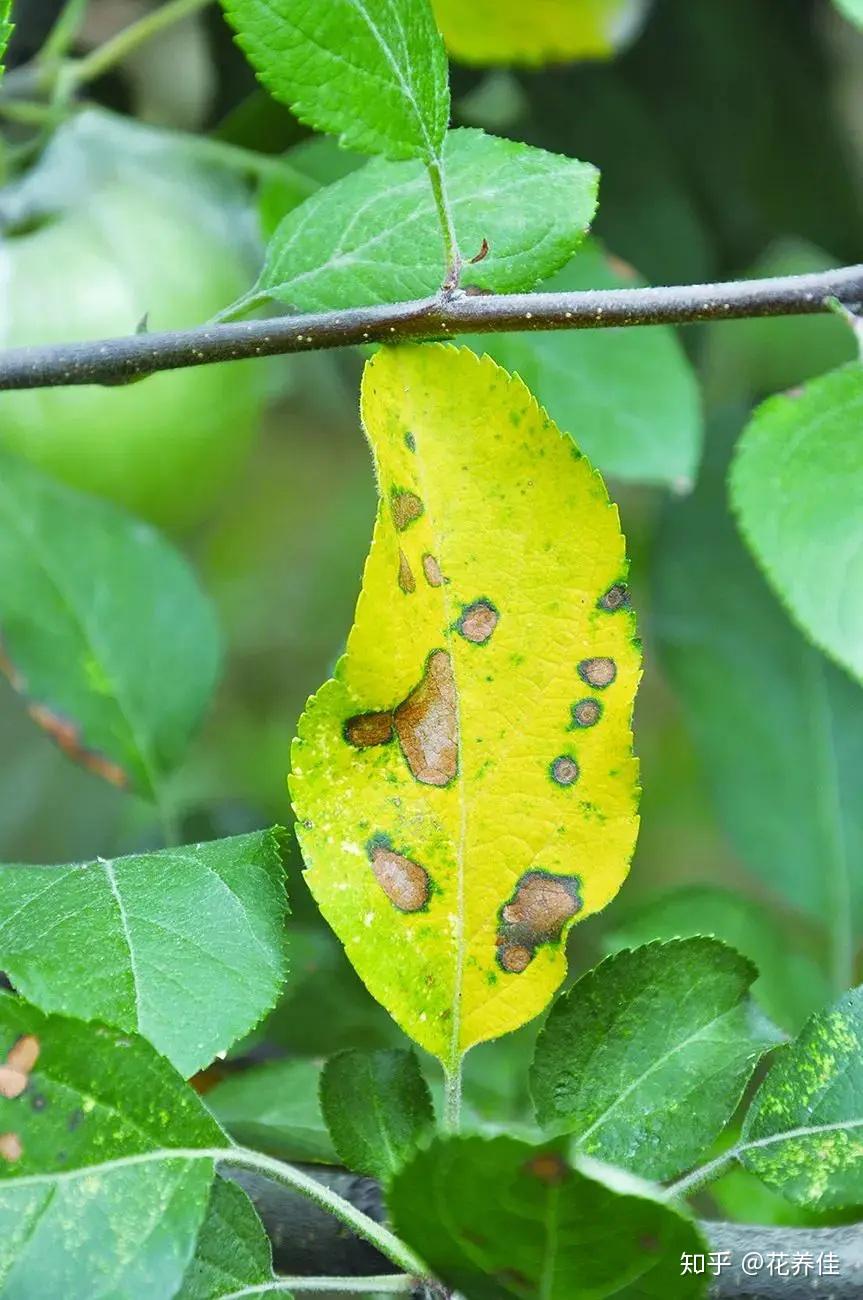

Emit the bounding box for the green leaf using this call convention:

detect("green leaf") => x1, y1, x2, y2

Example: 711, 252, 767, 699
254, 129, 598, 311
320, 1048, 434, 1181
207, 1059, 338, 1164
432, 0, 649, 65
472, 242, 702, 487
0, 996, 224, 1299
176, 1178, 274, 1300
530, 939, 781, 1181
606, 887, 831, 1034
220, 0, 449, 162
290, 344, 640, 1067
834, 0, 863, 28
0, 451, 220, 800
740, 986, 863, 1209
0, 829, 288, 1077
389, 1135, 708, 1299
0, 0, 12, 79
653, 412, 863, 927
731, 363, 863, 685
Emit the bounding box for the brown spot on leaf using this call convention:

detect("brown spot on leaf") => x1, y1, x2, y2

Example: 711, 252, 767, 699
394, 650, 458, 786
457, 600, 499, 645
598, 583, 628, 612
571, 698, 602, 728
0, 1067, 27, 1100
550, 756, 579, 786
0, 642, 25, 691
391, 490, 424, 532
577, 657, 617, 689
0, 1132, 22, 1162
525, 1153, 568, 1185
422, 554, 445, 587
369, 843, 430, 912
398, 549, 416, 594
498, 944, 532, 973
344, 712, 394, 749
27, 704, 128, 788
497, 871, 582, 972
7, 1035, 39, 1074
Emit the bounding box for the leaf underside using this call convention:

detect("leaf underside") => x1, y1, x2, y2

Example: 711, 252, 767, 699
290, 343, 640, 1069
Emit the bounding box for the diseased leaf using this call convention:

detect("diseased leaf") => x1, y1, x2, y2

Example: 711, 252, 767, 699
607, 887, 831, 1034
432, 0, 650, 66
740, 986, 863, 1209
389, 1135, 708, 1299
208, 1059, 338, 1164
653, 412, 863, 928
290, 343, 640, 1070
253, 129, 598, 311
0, 451, 220, 800
530, 939, 782, 1181
221, 0, 449, 162
473, 242, 702, 487
176, 1178, 275, 1300
0, 996, 224, 1299
731, 364, 863, 686
0, 830, 288, 1077
320, 1048, 434, 1181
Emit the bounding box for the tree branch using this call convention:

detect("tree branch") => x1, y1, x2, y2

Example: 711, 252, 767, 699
0, 265, 861, 392
231, 1167, 863, 1300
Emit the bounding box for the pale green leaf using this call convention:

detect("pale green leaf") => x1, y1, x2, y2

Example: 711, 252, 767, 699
254, 129, 598, 311
607, 887, 831, 1033
176, 1178, 275, 1300
221, 0, 449, 162
531, 939, 781, 1181
731, 364, 863, 685
0, 830, 288, 1077
0, 0, 12, 79
389, 1135, 708, 1299
290, 344, 640, 1068
834, 0, 863, 28
320, 1048, 434, 1181
473, 242, 702, 486
741, 986, 863, 1209
0, 996, 224, 1299
208, 1059, 338, 1164
0, 451, 220, 799
432, 0, 650, 65
654, 412, 863, 927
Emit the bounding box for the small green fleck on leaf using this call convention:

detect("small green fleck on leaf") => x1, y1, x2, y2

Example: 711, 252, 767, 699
0, 451, 220, 800
389, 1134, 708, 1299
741, 985, 863, 1210
320, 1048, 434, 1182
0, 0, 12, 79
220, 0, 449, 162
531, 939, 782, 1181
0, 830, 289, 1077
731, 363, 863, 686
253, 129, 598, 312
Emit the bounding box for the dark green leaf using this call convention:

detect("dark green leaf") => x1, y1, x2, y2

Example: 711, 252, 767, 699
0, 830, 288, 1077
531, 939, 781, 1181
607, 886, 831, 1033
740, 986, 863, 1209
0, 996, 224, 1298
208, 1059, 337, 1164
320, 1048, 434, 1182
653, 412, 863, 927
176, 1178, 275, 1300
389, 1135, 708, 1299
221, 0, 449, 162
0, 451, 220, 799
253, 128, 598, 310
472, 242, 702, 486
731, 364, 863, 685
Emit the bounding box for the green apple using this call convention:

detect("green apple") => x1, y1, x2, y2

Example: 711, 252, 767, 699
0, 159, 264, 531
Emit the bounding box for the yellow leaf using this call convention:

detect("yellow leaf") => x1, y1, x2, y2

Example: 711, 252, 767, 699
290, 345, 640, 1071
432, 0, 649, 67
